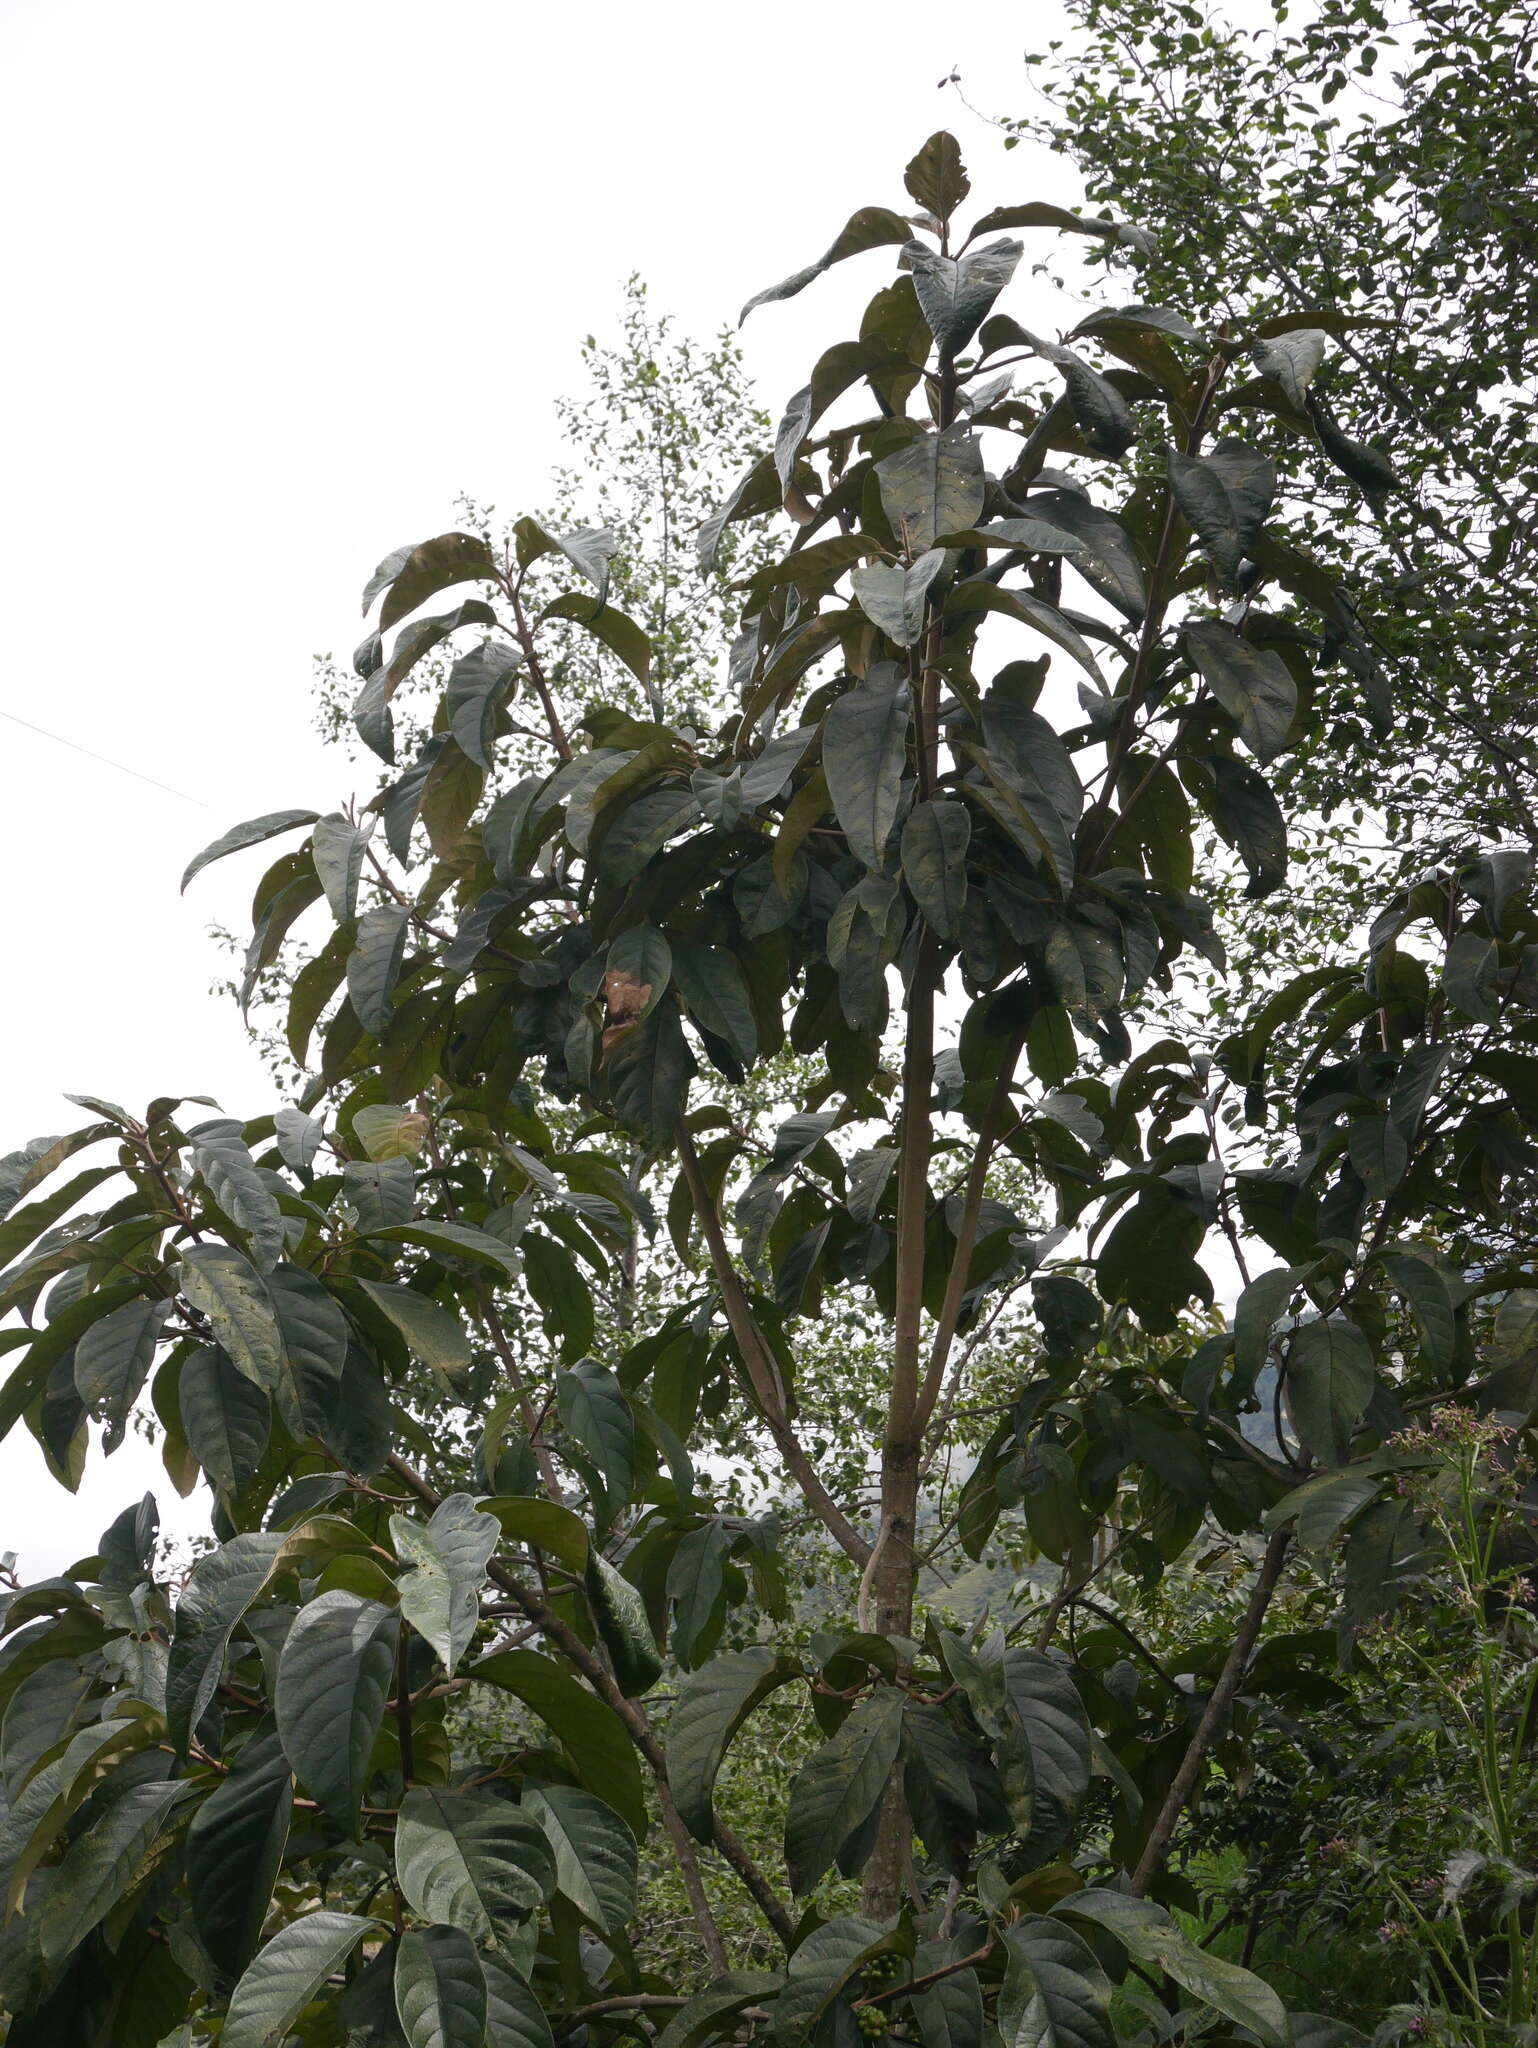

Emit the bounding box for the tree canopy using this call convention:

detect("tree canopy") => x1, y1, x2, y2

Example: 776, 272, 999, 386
2, 117, 1537, 2048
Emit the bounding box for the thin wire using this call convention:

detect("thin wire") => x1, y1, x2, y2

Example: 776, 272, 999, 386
1, 705, 213, 808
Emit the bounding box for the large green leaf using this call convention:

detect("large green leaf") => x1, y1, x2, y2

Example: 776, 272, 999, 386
186, 1730, 293, 1980
0, 1717, 148, 1915
178, 1245, 284, 1393
666, 1520, 729, 1669
1054, 1890, 1287, 2047
223, 1911, 377, 2048
876, 426, 986, 554
37, 1779, 187, 1965
905, 239, 1023, 357
394, 1785, 555, 1939
472, 1648, 646, 1837
851, 548, 948, 650
72, 1296, 171, 1453
369, 532, 498, 632
394, 1924, 488, 2048
822, 670, 910, 872
770, 1916, 888, 2048
180, 810, 319, 894
556, 1360, 634, 1521
740, 206, 912, 324
606, 1005, 697, 1150
347, 904, 411, 1035
999, 1916, 1114, 2048
311, 814, 373, 920
584, 1550, 662, 1697
981, 686, 1084, 890
1285, 1316, 1375, 1465
482, 1948, 557, 2048
266, 1263, 349, 1435
1002, 1649, 1091, 1858
1375, 1252, 1455, 1376
1208, 754, 1288, 897
274, 1590, 399, 1829
672, 945, 758, 1068
657, 1973, 781, 2048
901, 799, 971, 940
391, 1494, 499, 1675
667, 1646, 802, 1842
783, 1685, 905, 1894
1184, 622, 1297, 766
522, 1783, 637, 1936
189, 1119, 287, 1272
906, 131, 970, 216
1165, 438, 1276, 583
177, 1344, 271, 1496
166, 1532, 285, 1752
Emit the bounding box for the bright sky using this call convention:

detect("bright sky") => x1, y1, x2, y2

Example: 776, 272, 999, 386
0, 0, 1134, 1575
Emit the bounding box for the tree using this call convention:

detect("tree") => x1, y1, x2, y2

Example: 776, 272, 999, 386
2, 128, 1537, 2048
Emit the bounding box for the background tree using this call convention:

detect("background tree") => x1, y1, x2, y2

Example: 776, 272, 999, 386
2, 126, 1537, 2048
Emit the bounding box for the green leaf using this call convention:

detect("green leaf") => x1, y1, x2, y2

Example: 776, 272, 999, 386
851, 548, 949, 649
901, 800, 971, 941
0, 1716, 146, 1915
472, 1647, 646, 1837
523, 1233, 596, 1365
947, 580, 1106, 688
657, 1973, 781, 2048
1165, 438, 1276, 583
1054, 1890, 1287, 2048
666, 1520, 730, 1669
354, 599, 498, 762
981, 685, 1083, 890
584, 1549, 662, 1697
876, 426, 986, 554
275, 1590, 399, 1829
1443, 931, 1500, 1024
38, 1779, 186, 1965
186, 1729, 293, 1980
445, 639, 521, 769
178, 1343, 271, 1496
1233, 1267, 1299, 1394
478, 1496, 591, 1573
522, 1783, 637, 1936
347, 904, 410, 1035
539, 590, 653, 685
391, 1494, 499, 1675
482, 1949, 557, 2048
180, 810, 319, 894
999, 1916, 1114, 2048
905, 132, 970, 217
394, 1785, 555, 1938
784, 1685, 904, 1894
352, 1104, 430, 1161
606, 1005, 698, 1150
770, 1916, 888, 2048
368, 532, 497, 632
1252, 328, 1328, 409
267, 1263, 349, 1436
673, 945, 758, 1068
556, 1360, 634, 1521
1184, 622, 1297, 765
740, 206, 912, 324
607, 924, 673, 1019
311, 814, 372, 923
166, 1532, 285, 1752
822, 669, 911, 871
72, 1296, 171, 1453
189, 1118, 287, 1272
179, 1244, 284, 1393
906, 240, 1023, 358
1208, 754, 1288, 897
222, 1910, 377, 2048
666, 1645, 801, 1842
1347, 1113, 1408, 1201
1023, 490, 1145, 620
357, 1281, 472, 1381
999, 1649, 1092, 1861
1286, 1316, 1376, 1465
366, 1221, 522, 1277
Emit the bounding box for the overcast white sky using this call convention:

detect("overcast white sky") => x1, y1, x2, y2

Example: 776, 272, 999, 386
0, 0, 1128, 1573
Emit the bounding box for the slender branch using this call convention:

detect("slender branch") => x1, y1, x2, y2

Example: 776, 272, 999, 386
508, 579, 573, 760
675, 1124, 871, 1569
1130, 1526, 1292, 1893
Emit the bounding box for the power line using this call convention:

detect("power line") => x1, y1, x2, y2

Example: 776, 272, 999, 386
1, 705, 213, 808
